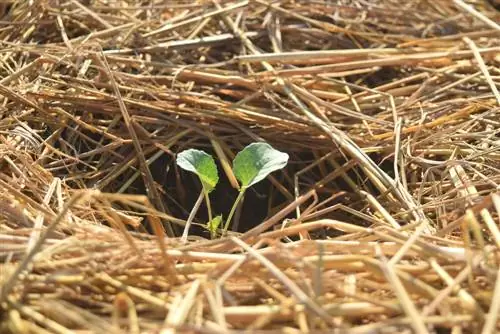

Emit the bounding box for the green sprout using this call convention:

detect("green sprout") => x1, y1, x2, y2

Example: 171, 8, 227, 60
224, 142, 289, 233
176, 149, 219, 242
176, 142, 288, 239
207, 215, 223, 239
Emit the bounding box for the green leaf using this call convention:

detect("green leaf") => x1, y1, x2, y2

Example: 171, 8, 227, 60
176, 149, 219, 192
232, 142, 289, 188
207, 215, 223, 235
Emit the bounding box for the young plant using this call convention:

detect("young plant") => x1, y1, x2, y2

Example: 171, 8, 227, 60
207, 214, 223, 239
223, 142, 289, 233
176, 149, 219, 242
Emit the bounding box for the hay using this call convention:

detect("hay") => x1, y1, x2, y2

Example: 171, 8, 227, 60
1, 0, 499, 333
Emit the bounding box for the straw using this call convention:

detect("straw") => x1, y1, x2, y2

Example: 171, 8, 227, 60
0, 0, 499, 332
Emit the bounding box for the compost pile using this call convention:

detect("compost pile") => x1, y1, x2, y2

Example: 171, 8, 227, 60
1, 1, 500, 333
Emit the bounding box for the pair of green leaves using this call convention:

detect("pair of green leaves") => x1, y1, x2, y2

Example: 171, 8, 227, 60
176, 142, 289, 192
176, 142, 289, 235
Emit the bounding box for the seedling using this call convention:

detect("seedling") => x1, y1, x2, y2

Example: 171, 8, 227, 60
207, 215, 223, 239
224, 142, 289, 233
176, 149, 218, 242
176, 142, 289, 239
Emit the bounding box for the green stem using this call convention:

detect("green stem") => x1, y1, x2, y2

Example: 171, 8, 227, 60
204, 190, 212, 223
224, 189, 246, 233
181, 190, 204, 243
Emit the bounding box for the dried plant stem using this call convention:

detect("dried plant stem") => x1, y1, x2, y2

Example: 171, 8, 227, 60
0, 1, 498, 332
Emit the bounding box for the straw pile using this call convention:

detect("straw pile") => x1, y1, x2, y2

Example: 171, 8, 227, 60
1, 0, 499, 333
